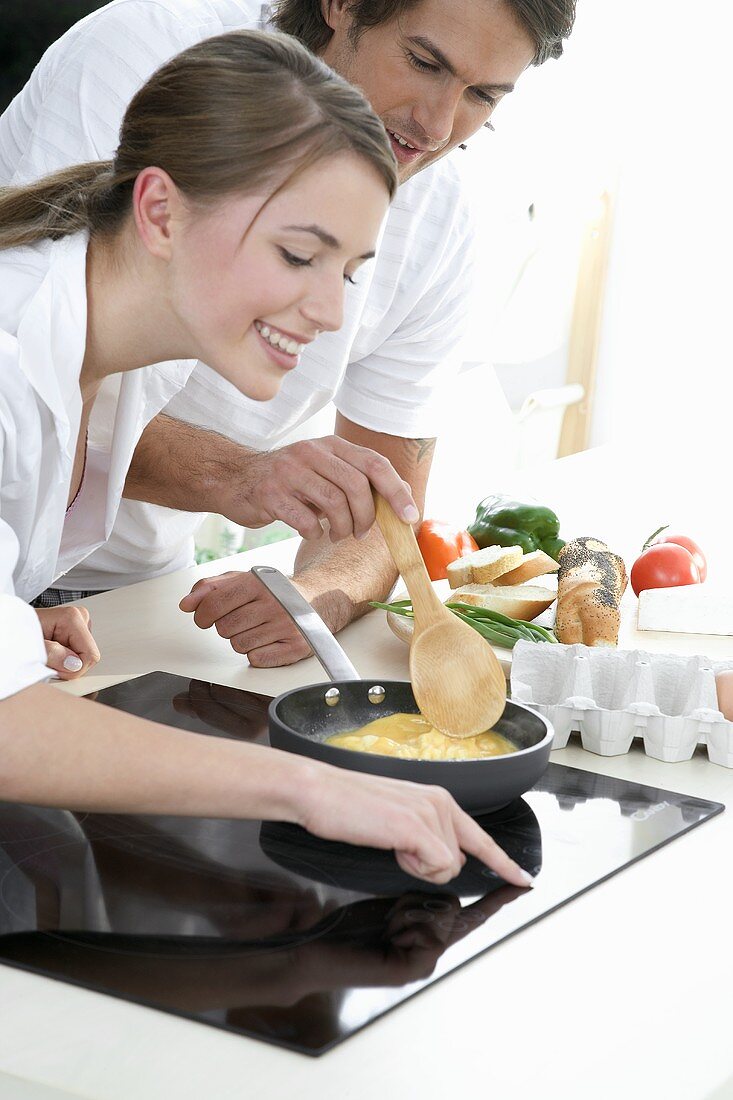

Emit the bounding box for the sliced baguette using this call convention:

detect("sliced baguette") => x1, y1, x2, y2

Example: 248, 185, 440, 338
446, 544, 524, 589
445, 555, 474, 589
447, 582, 556, 621
493, 550, 560, 586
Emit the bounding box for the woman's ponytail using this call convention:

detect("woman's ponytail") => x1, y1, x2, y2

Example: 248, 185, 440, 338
0, 161, 135, 249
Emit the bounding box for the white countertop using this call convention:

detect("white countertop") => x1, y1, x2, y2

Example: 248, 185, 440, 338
2, 445, 732, 1100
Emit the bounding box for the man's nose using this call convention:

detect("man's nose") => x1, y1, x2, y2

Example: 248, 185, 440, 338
412, 85, 463, 147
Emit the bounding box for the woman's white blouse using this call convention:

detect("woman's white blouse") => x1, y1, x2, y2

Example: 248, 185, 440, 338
0, 231, 195, 700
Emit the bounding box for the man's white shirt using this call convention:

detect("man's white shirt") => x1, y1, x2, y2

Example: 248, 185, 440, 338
0, 0, 475, 589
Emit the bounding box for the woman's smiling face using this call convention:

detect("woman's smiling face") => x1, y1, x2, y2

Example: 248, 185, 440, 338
167, 153, 389, 401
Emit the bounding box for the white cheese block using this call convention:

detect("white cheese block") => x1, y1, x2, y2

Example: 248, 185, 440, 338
637, 586, 733, 636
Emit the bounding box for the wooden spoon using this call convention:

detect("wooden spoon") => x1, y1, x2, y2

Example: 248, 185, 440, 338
373, 493, 507, 737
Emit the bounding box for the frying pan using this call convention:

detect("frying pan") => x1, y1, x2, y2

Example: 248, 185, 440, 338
253, 566, 554, 816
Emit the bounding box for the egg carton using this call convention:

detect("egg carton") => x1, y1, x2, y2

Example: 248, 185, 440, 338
510, 641, 733, 767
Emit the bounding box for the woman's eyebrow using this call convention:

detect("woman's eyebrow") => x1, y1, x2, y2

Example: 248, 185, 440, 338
282, 224, 375, 260
406, 35, 516, 94
283, 224, 339, 248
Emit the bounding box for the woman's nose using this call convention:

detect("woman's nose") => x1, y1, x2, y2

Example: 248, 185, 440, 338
301, 277, 345, 334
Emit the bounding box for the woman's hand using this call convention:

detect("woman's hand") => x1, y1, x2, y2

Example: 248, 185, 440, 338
294, 763, 534, 889
35, 605, 101, 680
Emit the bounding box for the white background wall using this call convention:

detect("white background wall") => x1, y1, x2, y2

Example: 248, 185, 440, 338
457, 0, 733, 448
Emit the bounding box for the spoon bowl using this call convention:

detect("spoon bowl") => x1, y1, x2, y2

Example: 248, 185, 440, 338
373, 494, 507, 737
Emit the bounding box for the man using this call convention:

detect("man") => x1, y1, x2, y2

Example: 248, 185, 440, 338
0, 0, 575, 666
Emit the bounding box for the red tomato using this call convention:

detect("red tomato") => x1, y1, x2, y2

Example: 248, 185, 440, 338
416, 521, 479, 581
651, 532, 707, 582
630, 543, 701, 597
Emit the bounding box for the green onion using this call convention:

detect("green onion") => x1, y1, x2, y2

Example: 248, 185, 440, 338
370, 598, 557, 649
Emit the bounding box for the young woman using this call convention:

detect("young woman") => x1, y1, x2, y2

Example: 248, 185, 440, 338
0, 31, 531, 889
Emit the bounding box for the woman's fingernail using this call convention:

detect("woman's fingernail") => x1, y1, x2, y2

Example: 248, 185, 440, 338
519, 869, 535, 887
403, 505, 420, 524
63, 655, 84, 672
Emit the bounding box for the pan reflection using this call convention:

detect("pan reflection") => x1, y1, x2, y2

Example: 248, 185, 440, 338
259, 796, 542, 897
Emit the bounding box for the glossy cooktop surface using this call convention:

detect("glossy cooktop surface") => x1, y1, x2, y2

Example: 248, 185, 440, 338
0, 673, 723, 1055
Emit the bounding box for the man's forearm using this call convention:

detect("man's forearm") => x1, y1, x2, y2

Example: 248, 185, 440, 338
291, 425, 436, 634
124, 413, 250, 513
293, 525, 399, 634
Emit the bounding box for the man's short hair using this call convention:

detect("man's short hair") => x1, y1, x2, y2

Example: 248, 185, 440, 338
273, 0, 577, 65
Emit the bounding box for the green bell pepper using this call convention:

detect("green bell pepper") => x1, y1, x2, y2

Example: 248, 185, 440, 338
467, 495, 565, 561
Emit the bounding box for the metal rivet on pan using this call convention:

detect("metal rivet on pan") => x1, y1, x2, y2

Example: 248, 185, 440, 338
324, 688, 340, 707
367, 685, 386, 705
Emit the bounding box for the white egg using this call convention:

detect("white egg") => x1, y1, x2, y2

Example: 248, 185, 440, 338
715, 670, 733, 721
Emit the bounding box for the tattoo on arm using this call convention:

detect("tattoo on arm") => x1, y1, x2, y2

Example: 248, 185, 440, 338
407, 438, 436, 464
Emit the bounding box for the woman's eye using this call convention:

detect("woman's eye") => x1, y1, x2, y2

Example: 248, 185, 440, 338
344, 274, 358, 286
407, 51, 440, 74
280, 248, 312, 268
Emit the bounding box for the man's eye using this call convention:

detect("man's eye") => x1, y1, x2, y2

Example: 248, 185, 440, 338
473, 90, 497, 108
280, 248, 312, 267
407, 51, 440, 74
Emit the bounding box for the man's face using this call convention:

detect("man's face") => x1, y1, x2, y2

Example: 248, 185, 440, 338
320, 0, 537, 183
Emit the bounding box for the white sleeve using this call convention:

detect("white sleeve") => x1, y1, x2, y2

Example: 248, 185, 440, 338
334, 200, 476, 439
2, 2, 198, 184
0, 519, 49, 703
0, 375, 50, 700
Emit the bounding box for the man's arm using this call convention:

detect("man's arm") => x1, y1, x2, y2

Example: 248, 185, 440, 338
178, 412, 436, 666
125, 412, 418, 538
124, 413, 253, 511
291, 413, 436, 632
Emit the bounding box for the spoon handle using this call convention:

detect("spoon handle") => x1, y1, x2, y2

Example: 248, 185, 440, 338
373, 493, 445, 623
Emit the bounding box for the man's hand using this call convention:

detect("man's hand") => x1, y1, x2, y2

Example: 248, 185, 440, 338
126, 416, 419, 538
179, 572, 314, 667
179, 415, 437, 668
222, 436, 419, 540
35, 605, 101, 679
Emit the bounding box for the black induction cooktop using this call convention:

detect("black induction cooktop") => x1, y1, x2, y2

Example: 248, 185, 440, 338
0, 672, 723, 1055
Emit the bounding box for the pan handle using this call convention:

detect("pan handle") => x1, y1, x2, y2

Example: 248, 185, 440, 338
251, 566, 360, 682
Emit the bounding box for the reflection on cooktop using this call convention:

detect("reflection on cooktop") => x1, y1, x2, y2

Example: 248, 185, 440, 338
0, 672, 724, 1056
260, 795, 542, 898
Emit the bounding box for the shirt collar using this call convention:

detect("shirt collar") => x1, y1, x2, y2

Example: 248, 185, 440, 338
15, 231, 89, 449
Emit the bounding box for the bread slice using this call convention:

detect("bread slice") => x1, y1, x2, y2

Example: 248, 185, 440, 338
446, 544, 524, 589
447, 582, 556, 621
445, 555, 474, 589
493, 550, 560, 586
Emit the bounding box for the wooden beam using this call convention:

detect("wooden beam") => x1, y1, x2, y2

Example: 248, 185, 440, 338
558, 190, 615, 457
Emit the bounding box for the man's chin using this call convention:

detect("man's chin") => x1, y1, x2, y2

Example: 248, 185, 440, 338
397, 153, 433, 184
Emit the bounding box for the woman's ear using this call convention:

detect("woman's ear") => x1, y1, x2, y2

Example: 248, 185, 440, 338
131, 167, 181, 261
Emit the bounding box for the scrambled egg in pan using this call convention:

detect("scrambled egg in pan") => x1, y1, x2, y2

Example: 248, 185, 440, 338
326, 712, 517, 761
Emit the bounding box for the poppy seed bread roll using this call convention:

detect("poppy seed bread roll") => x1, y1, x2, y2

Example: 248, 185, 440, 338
555, 536, 628, 646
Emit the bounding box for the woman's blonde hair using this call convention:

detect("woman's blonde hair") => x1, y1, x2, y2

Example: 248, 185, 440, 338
0, 30, 397, 250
